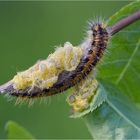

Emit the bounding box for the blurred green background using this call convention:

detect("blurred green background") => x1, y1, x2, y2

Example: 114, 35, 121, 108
0, 1, 129, 139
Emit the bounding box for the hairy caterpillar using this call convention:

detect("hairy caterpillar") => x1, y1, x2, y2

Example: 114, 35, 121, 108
0, 21, 109, 99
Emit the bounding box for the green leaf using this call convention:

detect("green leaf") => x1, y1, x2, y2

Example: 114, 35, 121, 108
84, 2, 140, 138
84, 82, 140, 139
98, 1, 140, 103
5, 121, 35, 139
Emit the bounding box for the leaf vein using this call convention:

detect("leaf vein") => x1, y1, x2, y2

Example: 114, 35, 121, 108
115, 39, 140, 85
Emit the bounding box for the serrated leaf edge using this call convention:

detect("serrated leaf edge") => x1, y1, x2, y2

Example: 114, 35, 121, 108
70, 84, 107, 118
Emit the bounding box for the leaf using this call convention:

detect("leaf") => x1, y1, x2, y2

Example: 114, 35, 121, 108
97, 1, 140, 103
83, 2, 140, 139
5, 121, 35, 139
84, 82, 140, 139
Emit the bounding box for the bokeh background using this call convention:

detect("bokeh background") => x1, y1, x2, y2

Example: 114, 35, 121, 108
0, 1, 129, 139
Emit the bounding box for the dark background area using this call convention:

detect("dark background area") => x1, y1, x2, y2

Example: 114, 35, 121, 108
0, 1, 129, 139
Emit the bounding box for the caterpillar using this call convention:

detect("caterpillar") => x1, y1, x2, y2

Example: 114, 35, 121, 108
0, 21, 109, 99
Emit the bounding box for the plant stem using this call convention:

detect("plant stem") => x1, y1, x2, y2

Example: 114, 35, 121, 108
0, 81, 13, 93
108, 10, 140, 35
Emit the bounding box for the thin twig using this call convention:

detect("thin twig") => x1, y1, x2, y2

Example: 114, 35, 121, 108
0, 81, 13, 94
108, 10, 140, 35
